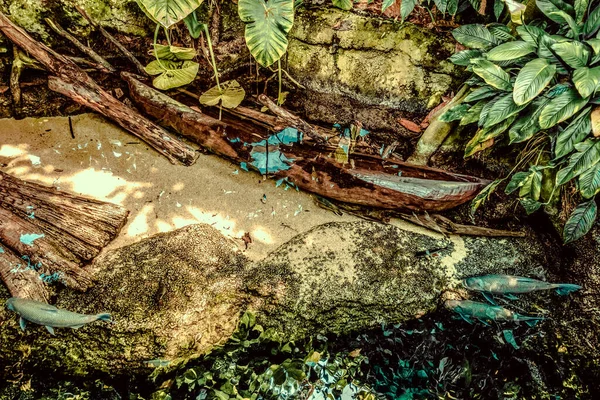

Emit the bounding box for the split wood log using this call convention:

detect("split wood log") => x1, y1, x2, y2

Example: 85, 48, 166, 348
0, 11, 197, 166
124, 76, 489, 212
0, 244, 49, 302
0, 171, 128, 260
0, 206, 93, 291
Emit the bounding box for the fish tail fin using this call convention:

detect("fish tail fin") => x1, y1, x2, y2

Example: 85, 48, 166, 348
96, 313, 112, 323
555, 284, 582, 296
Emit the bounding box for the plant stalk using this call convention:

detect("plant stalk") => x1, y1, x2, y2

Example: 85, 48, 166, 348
203, 24, 220, 92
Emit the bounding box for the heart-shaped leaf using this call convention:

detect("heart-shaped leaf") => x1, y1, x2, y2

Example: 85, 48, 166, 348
152, 44, 196, 61
513, 58, 556, 106
563, 199, 597, 244
136, 0, 204, 28
238, 0, 294, 67
199, 79, 246, 109
145, 60, 199, 90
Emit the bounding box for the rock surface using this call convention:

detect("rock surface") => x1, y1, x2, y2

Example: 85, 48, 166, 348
287, 8, 463, 135
1, 221, 552, 378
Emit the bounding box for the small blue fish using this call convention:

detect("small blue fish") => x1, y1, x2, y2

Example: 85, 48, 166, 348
6, 297, 111, 335
446, 299, 545, 325
463, 275, 581, 296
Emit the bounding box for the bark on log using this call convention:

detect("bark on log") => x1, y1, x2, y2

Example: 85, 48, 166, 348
0, 171, 128, 249
0, 244, 49, 302
0, 207, 93, 291
0, 11, 197, 166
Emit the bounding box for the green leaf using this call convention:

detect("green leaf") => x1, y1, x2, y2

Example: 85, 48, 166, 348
549, 11, 579, 38
487, 41, 536, 61
470, 179, 502, 218
573, 67, 600, 98
382, 0, 396, 12
503, 329, 520, 349
467, 0, 483, 13
563, 199, 598, 243
493, 0, 504, 20
520, 198, 543, 214
517, 24, 545, 46
555, 107, 592, 158
448, 49, 483, 66
464, 86, 498, 102
539, 88, 589, 129
472, 60, 512, 91
556, 139, 600, 185
183, 10, 202, 39
484, 93, 527, 127
434, 0, 449, 14
505, 171, 531, 194
145, 60, 199, 90
505, 166, 543, 200
199, 79, 246, 108
552, 41, 590, 69
586, 38, 600, 64
513, 58, 556, 106
238, 0, 294, 67
136, 0, 204, 28
535, 0, 570, 24
440, 104, 471, 122
460, 101, 486, 125
488, 24, 515, 42
584, 5, 600, 38
452, 24, 498, 50
579, 162, 600, 198
509, 99, 547, 143
479, 95, 502, 126
152, 44, 196, 61
401, 0, 417, 21
504, 0, 527, 25
466, 115, 517, 157
334, 0, 354, 10
447, 0, 459, 15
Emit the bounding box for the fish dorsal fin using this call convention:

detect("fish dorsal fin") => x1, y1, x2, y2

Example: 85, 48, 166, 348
46, 326, 56, 335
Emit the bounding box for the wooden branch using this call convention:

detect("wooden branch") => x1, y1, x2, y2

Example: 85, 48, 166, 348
75, 6, 148, 76
10, 46, 23, 108
0, 171, 128, 249
257, 94, 333, 144
0, 243, 49, 302
0, 207, 93, 291
0, 11, 197, 165
122, 72, 237, 159
398, 213, 526, 238
44, 18, 115, 74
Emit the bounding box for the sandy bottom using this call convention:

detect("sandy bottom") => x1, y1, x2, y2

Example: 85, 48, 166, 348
0, 113, 434, 260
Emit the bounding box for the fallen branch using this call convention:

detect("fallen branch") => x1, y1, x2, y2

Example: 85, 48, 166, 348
0, 11, 197, 165
75, 6, 148, 76
44, 18, 115, 74
0, 244, 49, 302
398, 213, 526, 238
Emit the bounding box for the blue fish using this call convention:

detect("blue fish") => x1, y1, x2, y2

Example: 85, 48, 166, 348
446, 300, 545, 325
6, 297, 111, 335
463, 275, 581, 296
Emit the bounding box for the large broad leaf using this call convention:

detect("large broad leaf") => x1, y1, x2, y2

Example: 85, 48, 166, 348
517, 24, 545, 46
579, 162, 600, 198
448, 49, 483, 66
401, 0, 417, 21
573, 67, 600, 99
472, 60, 512, 91
334, 0, 353, 10
563, 199, 598, 243
505, 167, 543, 200
536, 0, 574, 24
465, 115, 516, 157
513, 58, 556, 106
464, 86, 498, 102
487, 41, 536, 61
586, 38, 600, 64
145, 60, 199, 90
584, 4, 600, 38
460, 101, 486, 126
183, 10, 202, 39
556, 139, 600, 185
575, 0, 588, 24
552, 41, 590, 69
550, 11, 579, 38
509, 98, 549, 143
152, 44, 196, 61
452, 24, 498, 50
435, 0, 449, 14
440, 104, 471, 122
199, 80, 246, 108
488, 24, 515, 43
539, 88, 589, 129
483, 93, 527, 127
470, 179, 502, 218
479, 95, 502, 126
238, 0, 294, 67
136, 0, 203, 28
555, 107, 592, 158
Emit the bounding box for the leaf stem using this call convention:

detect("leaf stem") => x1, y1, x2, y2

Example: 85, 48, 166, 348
203, 24, 220, 92
277, 58, 282, 105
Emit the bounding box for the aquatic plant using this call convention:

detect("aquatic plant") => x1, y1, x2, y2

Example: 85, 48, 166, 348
446, 0, 600, 243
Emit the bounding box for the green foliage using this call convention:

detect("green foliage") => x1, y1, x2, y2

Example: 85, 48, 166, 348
200, 80, 246, 109
145, 59, 199, 90
136, 0, 204, 28
449, 2, 600, 241
238, 0, 294, 67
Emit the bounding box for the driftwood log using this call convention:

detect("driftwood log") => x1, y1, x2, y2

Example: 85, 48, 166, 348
0, 11, 197, 166
0, 171, 129, 298
124, 73, 489, 212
